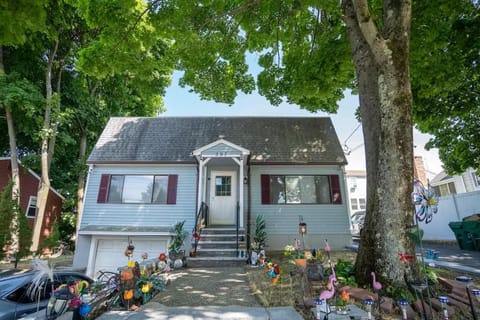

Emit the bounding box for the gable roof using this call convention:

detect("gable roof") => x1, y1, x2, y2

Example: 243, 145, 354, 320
87, 117, 347, 165
0, 158, 65, 200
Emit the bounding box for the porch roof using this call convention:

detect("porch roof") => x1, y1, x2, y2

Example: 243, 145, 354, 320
88, 117, 347, 165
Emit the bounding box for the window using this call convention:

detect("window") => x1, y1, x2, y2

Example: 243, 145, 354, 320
471, 172, 480, 188
438, 182, 457, 196
350, 198, 358, 210
26, 196, 37, 218
261, 174, 342, 204
359, 198, 366, 209
97, 174, 177, 204
215, 176, 231, 196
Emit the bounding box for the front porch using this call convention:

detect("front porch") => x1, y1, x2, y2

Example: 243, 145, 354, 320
190, 139, 250, 266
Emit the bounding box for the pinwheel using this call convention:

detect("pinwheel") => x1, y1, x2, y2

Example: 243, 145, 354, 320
412, 179, 439, 223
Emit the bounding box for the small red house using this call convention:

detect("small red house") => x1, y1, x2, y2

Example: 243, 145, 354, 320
0, 157, 64, 250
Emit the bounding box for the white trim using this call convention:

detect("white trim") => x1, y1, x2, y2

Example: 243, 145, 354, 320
192, 139, 250, 156
86, 235, 98, 278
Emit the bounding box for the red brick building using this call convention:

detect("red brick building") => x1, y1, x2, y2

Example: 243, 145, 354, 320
0, 158, 64, 249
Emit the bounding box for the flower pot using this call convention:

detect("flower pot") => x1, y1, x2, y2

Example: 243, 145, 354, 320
294, 258, 307, 267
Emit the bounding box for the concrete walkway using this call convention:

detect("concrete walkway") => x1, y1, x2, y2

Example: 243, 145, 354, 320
97, 267, 305, 320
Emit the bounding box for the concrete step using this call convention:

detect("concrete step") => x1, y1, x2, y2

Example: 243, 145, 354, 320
187, 256, 247, 268
197, 241, 245, 250
194, 248, 240, 258
200, 227, 245, 235
199, 234, 245, 242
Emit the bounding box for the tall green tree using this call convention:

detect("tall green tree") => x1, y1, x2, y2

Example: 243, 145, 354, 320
0, 0, 47, 254
0, 181, 15, 261
411, 0, 480, 174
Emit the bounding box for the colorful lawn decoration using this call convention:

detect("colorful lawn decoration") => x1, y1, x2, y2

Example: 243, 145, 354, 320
412, 179, 439, 224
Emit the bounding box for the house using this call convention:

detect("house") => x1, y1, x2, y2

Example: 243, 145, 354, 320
345, 170, 367, 216
0, 158, 64, 251
73, 117, 351, 277
430, 168, 480, 197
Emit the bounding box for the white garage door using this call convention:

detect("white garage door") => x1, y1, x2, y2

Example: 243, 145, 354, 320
93, 236, 168, 277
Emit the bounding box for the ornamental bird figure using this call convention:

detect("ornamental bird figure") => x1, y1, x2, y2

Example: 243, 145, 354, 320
371, 272, 382, 291
319, 276, 337, 302
371, 272, 383, 313
318, 277, 337, 320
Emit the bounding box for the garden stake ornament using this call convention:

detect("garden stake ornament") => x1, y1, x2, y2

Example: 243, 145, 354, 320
364, 298, 374, 320
438, 296, 449, 320
456, 276, 478, 320
411, 178, 438, 318
397, 299, 409, 320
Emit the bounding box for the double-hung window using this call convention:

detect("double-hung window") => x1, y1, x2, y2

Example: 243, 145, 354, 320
261, 174, 342, 204
97, 174, 177, 204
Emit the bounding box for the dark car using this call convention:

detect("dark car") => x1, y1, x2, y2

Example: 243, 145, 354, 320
0, 270, 93, 320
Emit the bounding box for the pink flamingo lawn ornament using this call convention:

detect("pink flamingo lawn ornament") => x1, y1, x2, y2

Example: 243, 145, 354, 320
319, 276, 337, 320
371, 272, 382, 313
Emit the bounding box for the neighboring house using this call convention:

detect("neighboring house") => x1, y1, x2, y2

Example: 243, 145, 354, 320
430, 168, 480, 196
0, 158, 64, 251
73, 117, 351, 277
345, 170, 366, 215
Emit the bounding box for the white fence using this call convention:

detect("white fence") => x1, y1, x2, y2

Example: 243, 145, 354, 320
421, 191, 480, 241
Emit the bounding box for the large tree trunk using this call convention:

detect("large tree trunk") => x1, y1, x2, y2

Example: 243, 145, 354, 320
75, 125, 88, 238
343, 0, 416, 287
2, 46, 21, 262
31, 42, 58, 252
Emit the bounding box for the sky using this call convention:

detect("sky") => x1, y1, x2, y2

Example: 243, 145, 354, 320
162, 72, 444, 177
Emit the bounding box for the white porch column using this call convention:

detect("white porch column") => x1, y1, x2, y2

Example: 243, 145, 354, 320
232, 157, 244, 228
196, 157, 211, 213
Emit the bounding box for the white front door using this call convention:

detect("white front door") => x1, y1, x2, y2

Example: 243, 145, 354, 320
210, 171, 237, 225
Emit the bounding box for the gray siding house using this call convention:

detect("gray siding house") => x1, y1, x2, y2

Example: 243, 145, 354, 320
73, 117, 351, 277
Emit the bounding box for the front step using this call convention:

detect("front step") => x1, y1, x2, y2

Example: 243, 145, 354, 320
189, 227, 247, 267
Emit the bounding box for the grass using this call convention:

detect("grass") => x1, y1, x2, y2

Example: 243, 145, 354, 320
246, 250, 480, 320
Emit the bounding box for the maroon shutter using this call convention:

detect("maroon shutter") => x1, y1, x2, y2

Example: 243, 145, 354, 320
97, 174, 111, 203
330, 175, 342, 204
261, 175, 271, 204
166, 175, 178, 204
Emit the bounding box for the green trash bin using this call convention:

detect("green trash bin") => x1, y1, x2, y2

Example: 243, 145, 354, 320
449, 221, 475, 250
462, 220, 480, 251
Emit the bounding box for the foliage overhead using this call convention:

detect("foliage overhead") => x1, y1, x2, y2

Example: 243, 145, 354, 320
411, 0, 480, 174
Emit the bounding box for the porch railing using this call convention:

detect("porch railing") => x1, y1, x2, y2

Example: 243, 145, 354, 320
236, 201, 240, 256
193, 201, 208, 254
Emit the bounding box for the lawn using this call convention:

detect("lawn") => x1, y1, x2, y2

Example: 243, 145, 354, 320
246, 250, 480, 320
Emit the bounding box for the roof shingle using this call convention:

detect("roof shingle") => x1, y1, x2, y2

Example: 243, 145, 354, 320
88, 117, 347, 165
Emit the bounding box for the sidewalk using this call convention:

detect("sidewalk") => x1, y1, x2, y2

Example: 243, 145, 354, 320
417, 241, 480, 275
97, 304, 304, 320
348, 241, 480, 276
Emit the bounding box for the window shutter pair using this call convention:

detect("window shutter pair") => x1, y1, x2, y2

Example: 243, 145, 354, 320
97, 174, 178, 204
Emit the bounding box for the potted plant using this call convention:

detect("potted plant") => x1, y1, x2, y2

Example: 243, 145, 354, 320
284, 243, 306, 267
168, 220, 188, 262
250, 214, 267, 265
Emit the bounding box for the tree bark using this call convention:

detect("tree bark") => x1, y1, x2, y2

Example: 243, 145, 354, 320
75, 125, 88, 238
343, 0, 415, 287
1, 46, 21, 261
31, 42, 59, 252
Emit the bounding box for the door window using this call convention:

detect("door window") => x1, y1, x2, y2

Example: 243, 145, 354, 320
215, 176, 232, 196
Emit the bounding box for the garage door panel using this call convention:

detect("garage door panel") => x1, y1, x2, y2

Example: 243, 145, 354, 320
93, 237, 168, 276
